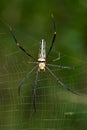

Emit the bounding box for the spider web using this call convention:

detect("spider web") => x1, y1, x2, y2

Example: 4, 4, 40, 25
0, 31, 87, 130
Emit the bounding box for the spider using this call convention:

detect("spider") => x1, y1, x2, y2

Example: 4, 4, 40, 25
7, 15, 79, 112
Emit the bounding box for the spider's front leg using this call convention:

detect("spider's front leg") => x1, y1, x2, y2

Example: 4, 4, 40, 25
18, 65, 37, 95
33, 71, 39, 112
46, 66, 79, 95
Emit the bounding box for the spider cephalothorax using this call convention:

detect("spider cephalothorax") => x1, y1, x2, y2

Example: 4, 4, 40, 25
38, 61, 46, 71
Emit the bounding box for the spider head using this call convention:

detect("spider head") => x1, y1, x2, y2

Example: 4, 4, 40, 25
37, 57, 46, 72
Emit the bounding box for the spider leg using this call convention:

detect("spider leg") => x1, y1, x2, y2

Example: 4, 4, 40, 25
46, 14, 56, 59
46, 66, 79, 95
4, 22, 36, 61
52, 53, 67, 62
52, 52, 60, 62
47, 64, 76, 69
18, 65, 37, 95
33, 71, 38, 112
27, 62, 37, 64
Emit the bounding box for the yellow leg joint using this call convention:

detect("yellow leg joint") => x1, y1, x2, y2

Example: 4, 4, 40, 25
17, 43, 20, 46
54, 32, 56, 35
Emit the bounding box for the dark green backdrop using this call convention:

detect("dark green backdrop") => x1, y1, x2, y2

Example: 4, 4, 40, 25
0, 0, 87, 130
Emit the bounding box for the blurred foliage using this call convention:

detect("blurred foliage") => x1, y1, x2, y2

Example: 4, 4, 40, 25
0, 0, 87, 130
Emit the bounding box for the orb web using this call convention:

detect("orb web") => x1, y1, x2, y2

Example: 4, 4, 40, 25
0, 32, 87, 130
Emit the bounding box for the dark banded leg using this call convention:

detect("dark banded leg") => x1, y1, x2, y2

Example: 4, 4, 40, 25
6, 23, 36, 61
46, 14, 56, 59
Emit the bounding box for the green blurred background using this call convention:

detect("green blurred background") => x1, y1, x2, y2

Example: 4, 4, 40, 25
0, 0, 87, 130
